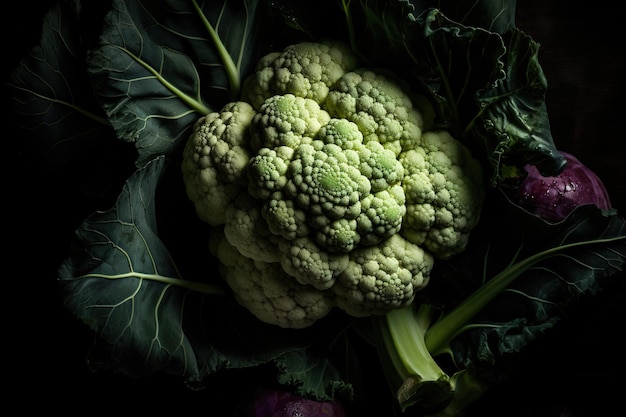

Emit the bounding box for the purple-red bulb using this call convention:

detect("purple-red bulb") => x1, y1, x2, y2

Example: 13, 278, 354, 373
509, 151, 612, 222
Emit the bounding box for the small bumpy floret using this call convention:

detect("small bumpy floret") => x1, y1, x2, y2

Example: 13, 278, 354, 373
333, 234, 434, 317
250, 94, 330, 149
279, 237, 350, 290
324, 69, 425, 155
262, 192, 309, 240
315, 118, 363, 149
181, 101, 255, 225
288, 142, 368, 218
244, 41, 359, 109
211, 232, 335, 329
358, 141, 405, 192
357, 185, 406, 246
247, 146, 294, 200
285, 141, 370, 252
399, 130, 485, 258
223, 194, 281, 263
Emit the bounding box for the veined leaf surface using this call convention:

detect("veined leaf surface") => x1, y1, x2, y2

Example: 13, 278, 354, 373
57, 156, 348, 395
7, 1, 117, 168
58, 156, 228, 380
87, 0, 264, 166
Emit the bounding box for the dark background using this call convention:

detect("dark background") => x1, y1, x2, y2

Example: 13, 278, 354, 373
3, 1, 625, 416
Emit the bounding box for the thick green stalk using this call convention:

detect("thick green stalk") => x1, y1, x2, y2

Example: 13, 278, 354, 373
387, 303, 445, 382
384, 304, 454, 412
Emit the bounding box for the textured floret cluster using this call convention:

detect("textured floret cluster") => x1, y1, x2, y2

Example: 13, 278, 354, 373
182, 41, 485, 328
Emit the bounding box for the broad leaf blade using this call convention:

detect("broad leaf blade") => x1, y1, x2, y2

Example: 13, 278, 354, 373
415, 9, 507, 134
56, 156, 269, 380
57, 156, 346, 393
7, 0, 115, 169
87, 0, 264, 166
426, 203, 626, 380
413, 9, 565, 185
474, 29, 566, 183
57, 156, 225, 380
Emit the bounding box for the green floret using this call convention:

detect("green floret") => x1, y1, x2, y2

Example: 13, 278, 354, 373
243, 40, 359, 109
247, 146, 294, 199
262, 191, 309, 240
279, 237, 350, 290
315, 117, 364, 149
358, 140, 405, 192
251, 94, 331, 149
286, 141, 370, 222
210, 232, 335, 329
181, 101, 255, 225
223, 193, 281, 263
357, 185, 406, 246
399, 130, 485, 259
324, 69, 425, 155
333, 234, 434, 317
284, 141, 371, 252
316, 218, 361, 253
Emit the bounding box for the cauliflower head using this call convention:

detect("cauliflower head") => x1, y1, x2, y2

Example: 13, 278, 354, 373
182, 41, 486, 329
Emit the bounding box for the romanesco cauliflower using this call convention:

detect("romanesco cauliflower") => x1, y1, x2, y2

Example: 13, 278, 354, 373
182, 40, 485, 329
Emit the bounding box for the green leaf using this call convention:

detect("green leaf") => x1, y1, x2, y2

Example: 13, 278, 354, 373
7, 0, 116, 168
58, 156, 228, 380
454, 211, 626, 371
428, 0, 517, 33
346, 0, 516, 66
57, 156, 349, 394
415, 9, 508, 132
413, 8, 564, 185
275, 348, 354, 401
424, 202, 626, 380
7, 0, 137, 214
87, 0, 264, 166
474, 29, 566, 183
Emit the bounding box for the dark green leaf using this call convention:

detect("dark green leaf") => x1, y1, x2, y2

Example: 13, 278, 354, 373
87, 0, 266, 166
57, 156, 348, 394
474, 29, 566, 183
425, 201, 626, 380
428, 0, 517, 33
7, 0, 114, 168
413, 9, 564, 185
414, 9, 507, 133
58, 156, 228, 381
348, 0, 418, 67
275, 348, 354, 401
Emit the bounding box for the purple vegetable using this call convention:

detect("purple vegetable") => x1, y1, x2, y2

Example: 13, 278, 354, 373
247, 390, 347, 417
509, 151, 612, 222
